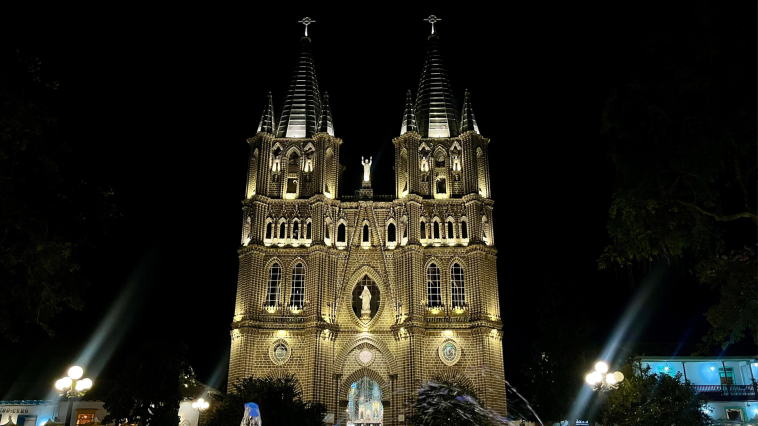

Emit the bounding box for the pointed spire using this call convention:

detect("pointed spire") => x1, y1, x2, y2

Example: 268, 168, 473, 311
415, 33, 459, 138
319, 91, 335, 136
459, 90, 480, 134
276, 37, 322, 138
256, 92, 275, 134
400, 90, 417, 135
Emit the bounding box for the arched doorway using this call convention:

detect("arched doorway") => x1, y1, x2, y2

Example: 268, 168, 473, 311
347, 377, 383, 425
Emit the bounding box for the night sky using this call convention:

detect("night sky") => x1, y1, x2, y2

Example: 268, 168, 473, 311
2, 2, 751, 400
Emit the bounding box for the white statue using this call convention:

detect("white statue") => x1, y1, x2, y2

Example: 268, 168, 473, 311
304, 150, 314, 172
359, 285, 372, 314
452, 153, 461, 171
361, 156, 372, 182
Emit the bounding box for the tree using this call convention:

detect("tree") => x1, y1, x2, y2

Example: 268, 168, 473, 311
518, 276, 596, 424
205, 374, 325, 426
408, 380, 506, 426
102, 340, 195, 426
0, 48, 117, 341
599, 363, 711, 426
598, 1, 757, 349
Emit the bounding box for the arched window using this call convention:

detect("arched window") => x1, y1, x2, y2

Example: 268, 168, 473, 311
461, 220, 468, 239
289, 263, 305, 309
293, 222, 300, 240
451, 263, 465, 309
306, 221, 312, 240
426, 263, 442, 307
337, 223, 346, 243
279, 222, 286, 240
433, 221, 440, 239
387, 223, 396, 243
447, 221, 454, 239
420, 221, 426, 240
266, 222, 273, 240
363, 224, 370, 243
266, 263, 282, 307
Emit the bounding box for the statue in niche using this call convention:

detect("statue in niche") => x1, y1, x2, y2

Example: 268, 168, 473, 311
272, 147, 282, 172
304, 149, 314, 172
361, 156, 372, 182
451, 150, 462, 171
359, 285, 372, 317
420, 151, 430, 171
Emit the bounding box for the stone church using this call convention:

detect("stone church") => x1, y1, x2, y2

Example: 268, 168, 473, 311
228, 17, 505, 425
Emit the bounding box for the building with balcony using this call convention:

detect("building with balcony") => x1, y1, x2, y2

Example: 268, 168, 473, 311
638, 356, 758, 424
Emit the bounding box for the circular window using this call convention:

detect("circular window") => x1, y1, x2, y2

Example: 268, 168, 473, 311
358, 349, 374, 366
438, 339, 461, 366
352, 275, 380, 321
269, 339, 291, 365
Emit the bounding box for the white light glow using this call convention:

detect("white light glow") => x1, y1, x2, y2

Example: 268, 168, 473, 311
605, 374, 617, 385
60, 377, 72, 389
68, 366, 84, 380
595, 362, 608, 374
613, 372, 624, 382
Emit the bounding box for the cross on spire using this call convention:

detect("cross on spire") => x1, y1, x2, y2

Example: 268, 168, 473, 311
424, 15, 441, 34
298, 17, 316, 36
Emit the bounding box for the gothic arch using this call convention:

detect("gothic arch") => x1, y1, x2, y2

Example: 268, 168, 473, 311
339, 367, 391, 401
334, 336, 399, 376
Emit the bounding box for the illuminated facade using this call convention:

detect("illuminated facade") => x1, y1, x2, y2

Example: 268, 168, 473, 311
228, 21, 505, 425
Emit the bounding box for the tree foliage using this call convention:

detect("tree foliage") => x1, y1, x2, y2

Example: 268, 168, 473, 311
600, 364, 711, 426
204, 374, 325, 426
598, 1, 756, 349
102, 340, 195, 426
518, 276, 595, 424
0, 49, 117, 341
408, 380, 506, 426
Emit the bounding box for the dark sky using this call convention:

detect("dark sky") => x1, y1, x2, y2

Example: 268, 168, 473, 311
1, 2, 753, 400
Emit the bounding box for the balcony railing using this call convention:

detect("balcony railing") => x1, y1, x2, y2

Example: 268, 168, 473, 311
692, 384, 758, 401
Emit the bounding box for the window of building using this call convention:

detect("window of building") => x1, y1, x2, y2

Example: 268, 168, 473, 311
337, 223, 346, 243
266, 222, 273, 239
286, 178, 298, 194
427, 263, 442, 307
461, 220, 468, 239
325, 223, 331, 239
420, 221, 426, 240
363, 224, 370, 243
656, 365, 676, 378
719, 367, 735, 385
306, 222, 312, 240
279, 222, 286, 240
289, 263, 305, 309
447, 221, 454, 239
451, 263, 465, 309
726, 408, 744, 421
266, 263, 281, 306
387, 223, 396, 243
293, 222, 300, 240
436, 177, 447, 194
76, 414, 94, 426
433, 221, 440, 239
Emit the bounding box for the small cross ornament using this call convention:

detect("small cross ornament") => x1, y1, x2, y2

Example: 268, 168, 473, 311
298, 17, 316, 36
424, 15, 441, 34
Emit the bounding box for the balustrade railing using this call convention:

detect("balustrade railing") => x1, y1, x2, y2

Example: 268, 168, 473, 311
692, 384, 757, 401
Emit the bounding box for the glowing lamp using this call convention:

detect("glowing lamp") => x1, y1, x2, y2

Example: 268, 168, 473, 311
75, 381, 86, 391
68, 366, 84, 380
60, 377, 73, 389
55, 379, 65, 390
595, 362, 608, 374
613, 372, 624, 382
605, 374, 617, 385
711, 367, 715, 371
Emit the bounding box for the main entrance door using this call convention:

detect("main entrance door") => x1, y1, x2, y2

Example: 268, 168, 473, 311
347, 377, 383, 426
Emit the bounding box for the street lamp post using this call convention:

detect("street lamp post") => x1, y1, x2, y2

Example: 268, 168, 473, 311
191, 398, 209, 426
585, 361, 624, 391
54, 366, 93, 426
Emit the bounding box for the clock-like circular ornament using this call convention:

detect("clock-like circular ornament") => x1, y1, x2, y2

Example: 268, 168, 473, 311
357, 349, 374, 366
269, 339, 291, 365
438, 339, 461, 366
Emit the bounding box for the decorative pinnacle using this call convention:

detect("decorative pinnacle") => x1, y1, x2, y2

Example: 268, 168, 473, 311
298, 17, 316, 36
424, 15, 441, 34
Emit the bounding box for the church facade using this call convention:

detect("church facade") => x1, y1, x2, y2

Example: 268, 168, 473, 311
228, 19, 505, 425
